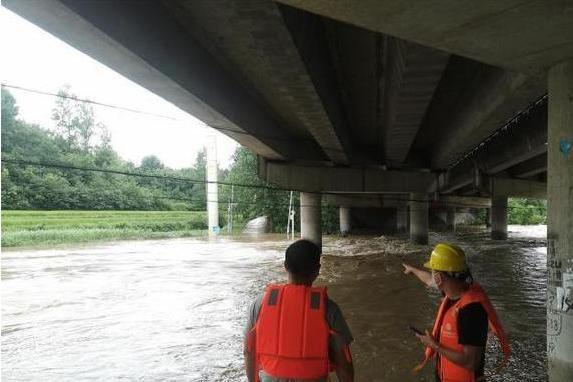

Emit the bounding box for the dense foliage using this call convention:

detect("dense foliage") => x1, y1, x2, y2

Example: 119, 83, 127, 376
220, 147, 339, 233
508, 198, 546, 225
1, 87, 208, 211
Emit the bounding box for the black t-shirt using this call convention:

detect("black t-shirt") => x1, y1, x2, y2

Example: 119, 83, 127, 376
435, 300, 488, 381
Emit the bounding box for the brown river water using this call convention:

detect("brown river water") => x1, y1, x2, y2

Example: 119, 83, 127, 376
1, 225, 547, 381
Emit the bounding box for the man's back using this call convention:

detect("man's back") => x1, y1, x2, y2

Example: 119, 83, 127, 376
244, 289, 353, 382
243, 240, 354, 382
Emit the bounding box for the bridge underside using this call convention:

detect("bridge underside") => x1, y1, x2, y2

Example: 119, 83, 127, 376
5, 1, 573, 378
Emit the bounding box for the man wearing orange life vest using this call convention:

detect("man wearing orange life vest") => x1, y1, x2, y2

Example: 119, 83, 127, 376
403, 243, 510, 382
243, 239, 354, 382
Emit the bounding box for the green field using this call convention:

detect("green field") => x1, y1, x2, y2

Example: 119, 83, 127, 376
1, 210, 208, 248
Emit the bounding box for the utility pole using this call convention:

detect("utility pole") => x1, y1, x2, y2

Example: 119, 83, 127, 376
287, 191, 295, 240
206, 135, 219, 236
227, 185, 234, 235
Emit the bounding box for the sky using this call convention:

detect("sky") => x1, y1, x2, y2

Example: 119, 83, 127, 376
1, 8, 239, 169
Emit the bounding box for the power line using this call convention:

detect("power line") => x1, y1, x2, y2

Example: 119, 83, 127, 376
1, 83, 180, 121
1, 82, 349, 157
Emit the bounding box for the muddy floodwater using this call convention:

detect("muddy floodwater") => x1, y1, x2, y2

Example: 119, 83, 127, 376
2, 225, 547, 381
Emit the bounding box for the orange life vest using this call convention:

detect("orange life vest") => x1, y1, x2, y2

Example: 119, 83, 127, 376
421, 283, 510, 382
253, 284, 331, 380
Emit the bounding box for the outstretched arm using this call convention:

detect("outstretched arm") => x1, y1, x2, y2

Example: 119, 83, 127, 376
403, 263, 433, 287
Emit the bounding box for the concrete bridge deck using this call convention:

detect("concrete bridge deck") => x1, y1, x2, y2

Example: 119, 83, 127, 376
4, 0, 572, 379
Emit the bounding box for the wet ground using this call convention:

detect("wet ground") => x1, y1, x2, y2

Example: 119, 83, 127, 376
1, 225, 547, 381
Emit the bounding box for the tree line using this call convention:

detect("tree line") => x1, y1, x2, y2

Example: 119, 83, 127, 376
1, 87, 210, 211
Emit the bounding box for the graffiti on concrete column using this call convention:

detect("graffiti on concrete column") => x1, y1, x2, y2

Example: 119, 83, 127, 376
547, 238, 573, 355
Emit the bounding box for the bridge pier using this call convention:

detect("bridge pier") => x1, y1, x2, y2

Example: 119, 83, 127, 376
446, 207, 456, 232
409, 193, 428, 244
300, 192, 322, 250
491, 195, 508, 240
396, 202, 408, 233
485, 208, 491, 228
339, 206, 351, 235
547, 59, 573, 381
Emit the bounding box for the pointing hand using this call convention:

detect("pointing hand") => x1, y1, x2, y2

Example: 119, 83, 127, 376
403, 263, 413, 275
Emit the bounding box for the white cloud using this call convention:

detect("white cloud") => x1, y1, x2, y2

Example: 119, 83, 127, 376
1, 8, 238, 169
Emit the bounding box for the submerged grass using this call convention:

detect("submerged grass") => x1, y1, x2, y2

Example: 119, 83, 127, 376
1, 210, 208, 248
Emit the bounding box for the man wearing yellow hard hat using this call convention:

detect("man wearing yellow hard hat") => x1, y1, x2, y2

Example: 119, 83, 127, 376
403, 243, 510, 382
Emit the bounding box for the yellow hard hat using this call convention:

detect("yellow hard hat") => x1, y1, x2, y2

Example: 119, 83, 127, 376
424, 243, 468, 272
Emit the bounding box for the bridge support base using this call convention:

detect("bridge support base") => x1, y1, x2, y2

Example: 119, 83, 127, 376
339, 206, 351, 235
446, 207, 456, 232
410, 193, 428, 244
300, 192, 322, 250
491, 195, 508, 240
396, 202, 408, 233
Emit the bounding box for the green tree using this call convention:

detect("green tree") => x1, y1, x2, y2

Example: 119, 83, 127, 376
188, 149, 207, 211
51, 86, 108, 153
139, 155, 164, 172
508, 198, 546, 225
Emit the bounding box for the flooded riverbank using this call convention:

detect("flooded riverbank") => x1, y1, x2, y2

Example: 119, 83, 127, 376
1, 225, 546, 381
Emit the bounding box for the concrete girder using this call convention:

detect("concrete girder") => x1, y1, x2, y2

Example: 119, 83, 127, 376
4, 0, 329, 162
509, 153, 547, 179
383, 38, 450, 165
262, 161, 435, 193
430, 71, 544, 169
324, 194, 406, 208
279, 5, 352, 164
478, 103, 547, 174
319, 19, 380, 159
443, 196, 491, 209
437, 101, 547, 193
491, 177, 547, 199
325, 194, 491, 209
440, 176, 473, 195
273, 0, 573, 75
169, 0, 348, 164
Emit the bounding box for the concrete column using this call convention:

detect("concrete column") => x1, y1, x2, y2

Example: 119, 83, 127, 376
300, 192, 322, 249
396, 202, 408, 233
446, 207, 456, 231
547, 60, 573, 381
339, 206, 351, 235
491, 195, 508, 240
485, 208, 491, 228
409, 193, 428, 244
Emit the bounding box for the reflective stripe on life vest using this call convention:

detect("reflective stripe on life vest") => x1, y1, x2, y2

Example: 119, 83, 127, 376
254, 284, 330, 380
418, 283, 510, 382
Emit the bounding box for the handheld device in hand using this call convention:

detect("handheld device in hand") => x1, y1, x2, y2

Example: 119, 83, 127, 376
409, 325, 423, 335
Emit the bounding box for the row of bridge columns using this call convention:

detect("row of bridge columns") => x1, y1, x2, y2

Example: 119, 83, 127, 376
299, 193, 509, 246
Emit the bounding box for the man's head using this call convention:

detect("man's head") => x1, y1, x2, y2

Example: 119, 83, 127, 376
284, 239, 321, 285
424, 243, 472, 295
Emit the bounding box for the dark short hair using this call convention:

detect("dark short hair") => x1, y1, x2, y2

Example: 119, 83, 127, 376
285, 239, 321, 276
